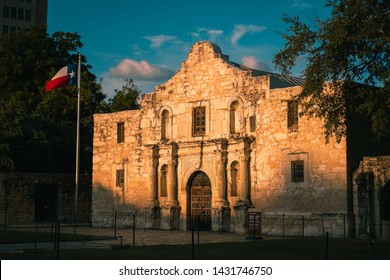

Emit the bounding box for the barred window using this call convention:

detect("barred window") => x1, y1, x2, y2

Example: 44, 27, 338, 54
291, 160, 304, 182
193, 106, 206, 136
3, 6, 10, 18
116, 169, 125, 187
287, 101, 298, 130
117, 122, 125, 143
25, 10, 31, 22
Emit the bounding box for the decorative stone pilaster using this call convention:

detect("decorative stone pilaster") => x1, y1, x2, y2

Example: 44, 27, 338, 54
238, 137, 252, 207
167, 142, 179, 206
216, 138, 228, 207
148, 145, 159, 207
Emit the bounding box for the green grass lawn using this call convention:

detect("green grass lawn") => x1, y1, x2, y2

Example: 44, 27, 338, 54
1, 230, 389, 260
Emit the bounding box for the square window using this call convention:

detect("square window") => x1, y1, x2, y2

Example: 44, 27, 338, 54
193, 106, 206, 136
3, 6, 10, 18
25, 10, 31, 22
291, 160, 304, 182
117, 122, 124, 143
18, 8, 24, 20
11, 7, 16, 19
116, 169, 124, 187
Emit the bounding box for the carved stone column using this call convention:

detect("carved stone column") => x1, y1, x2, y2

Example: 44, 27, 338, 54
148, 145, 159, 207
238, 138, 251, 207
167, 142, 179, 206
216, 139, 228, 207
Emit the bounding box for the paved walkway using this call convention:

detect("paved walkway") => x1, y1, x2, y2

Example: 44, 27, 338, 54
0, 226, 251, 253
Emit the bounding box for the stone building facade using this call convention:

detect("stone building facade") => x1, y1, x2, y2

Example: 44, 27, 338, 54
92, 41, 388, 237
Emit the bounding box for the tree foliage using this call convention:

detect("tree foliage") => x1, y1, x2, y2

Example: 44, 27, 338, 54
0, 28, 107, 173
108, 79, 141, 112
274, 0, 389, 142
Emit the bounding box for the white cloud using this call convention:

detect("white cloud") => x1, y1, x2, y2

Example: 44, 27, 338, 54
195, 28, 224, 42
143, 35, 177, 48
241, 56, 272, 71
242, 56, 259, 69
291, 0, 314, 9
109, 58, 175, 81
231, 24, 266, 45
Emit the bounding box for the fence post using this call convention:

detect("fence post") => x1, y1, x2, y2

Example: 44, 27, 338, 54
370, 240, 375, 260
56, 221, 60, 260
112, 210, 114, 229
197, 214, 200, 245
114, 211, 117, 238
343, 214, 346, 239
325, 231, 329, 260
133, 212, 136, 246
144, 210, 147, 230
302, 215, 304, 239
170, 208, 173, 232
3, 209, 7, 231
282, 213, 285, 238
191, 222, 195, 260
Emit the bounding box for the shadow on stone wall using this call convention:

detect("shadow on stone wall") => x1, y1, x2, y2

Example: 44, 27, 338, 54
92, 184, 147, 228
0, 172, 91, 227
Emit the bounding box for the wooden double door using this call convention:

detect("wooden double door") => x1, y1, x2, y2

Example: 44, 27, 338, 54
189, 172, 212, 230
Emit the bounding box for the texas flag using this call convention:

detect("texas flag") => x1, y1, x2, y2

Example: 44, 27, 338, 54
46, 64, 78, 92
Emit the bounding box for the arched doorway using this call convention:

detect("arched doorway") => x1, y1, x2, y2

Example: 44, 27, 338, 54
381, 181, 390, 240
381, 181, 390, 220
188, 171, 212, 230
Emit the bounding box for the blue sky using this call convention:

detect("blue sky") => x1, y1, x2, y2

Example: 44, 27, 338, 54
48, 0, 330, 97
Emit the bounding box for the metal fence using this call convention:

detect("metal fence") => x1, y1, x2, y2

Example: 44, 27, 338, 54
2, 208, 354, 239
260, 212, 348, 238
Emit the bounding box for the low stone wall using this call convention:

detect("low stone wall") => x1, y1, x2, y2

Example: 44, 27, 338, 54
0, 172, 91, 226
260, 212, 349, 238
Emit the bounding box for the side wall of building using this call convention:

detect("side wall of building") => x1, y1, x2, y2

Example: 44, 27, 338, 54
253, 87, 348, 237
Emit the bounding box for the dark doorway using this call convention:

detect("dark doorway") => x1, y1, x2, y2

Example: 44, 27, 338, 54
34, 185, 58, 223
381, 181, 390, 221
188, 171, 212, 230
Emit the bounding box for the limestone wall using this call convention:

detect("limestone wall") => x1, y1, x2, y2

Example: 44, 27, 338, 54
253, 86, 348, 214
92, 110, 149, 227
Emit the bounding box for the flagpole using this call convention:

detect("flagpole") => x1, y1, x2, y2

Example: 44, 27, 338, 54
74, 53, 81, 234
